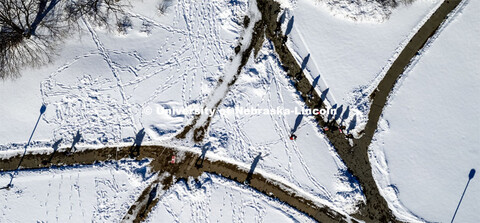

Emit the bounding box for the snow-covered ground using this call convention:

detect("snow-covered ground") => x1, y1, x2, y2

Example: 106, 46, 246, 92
146, 173, 316, 223
369, 0, 480, 222
0, 0, 365, 215
203, 37, 364, 212
0, 0, 244, 146
0, 161, 152, 222
0, 0, 478, 221
286, 0, 442, 130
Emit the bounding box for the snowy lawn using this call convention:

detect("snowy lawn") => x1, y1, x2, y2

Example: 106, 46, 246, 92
146, 173, 316, 223
0, 161, 151, 222
369, 0, 480, 222
286, 0, 442, 127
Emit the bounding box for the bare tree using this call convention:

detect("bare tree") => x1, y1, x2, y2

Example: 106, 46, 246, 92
0, 0, 127, 79
65, 0, 127, 28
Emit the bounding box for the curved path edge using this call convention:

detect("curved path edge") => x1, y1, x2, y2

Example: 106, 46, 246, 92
0, 145, 354, 223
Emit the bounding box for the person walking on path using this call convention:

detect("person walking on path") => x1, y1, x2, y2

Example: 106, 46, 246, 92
289, 134, 297, 140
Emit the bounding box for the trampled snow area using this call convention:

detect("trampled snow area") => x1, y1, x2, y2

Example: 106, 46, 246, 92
0, 0, 244, 146
146, 173, 316, 222
369, 0, 480, 222
286, 0, 443, 130
202, 37, 364, 212
0, 162, 152, 222
0, 0, 477, 221
0, 0, 365, 216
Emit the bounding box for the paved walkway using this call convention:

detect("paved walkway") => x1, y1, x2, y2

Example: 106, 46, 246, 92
0, 0, 464, 222
0, 145, 352, 222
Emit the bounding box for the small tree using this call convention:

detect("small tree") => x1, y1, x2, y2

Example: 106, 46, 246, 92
157, 0, 172, 15
117, 15, 132, 34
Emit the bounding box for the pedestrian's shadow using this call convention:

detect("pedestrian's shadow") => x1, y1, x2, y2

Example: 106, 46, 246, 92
140, 184, 158, 218
308, 75, 321, 96
451, 168, 476, 223
42, 138, 63, 165
320, 88, 329, 102
334, 105, 343, 121
279, 10, 287, 25
300, 53, 310, 71
327, 104, 337, 121
295, 54, 310, 81
285, 16, 294, 36
341, 106, 350, 125
195, 143, 212, 168
291, 114, 303, 134
348, 115, 357, 132
130, 128, 145, 158
67, 130, 82, 155
245, 153, 262, 185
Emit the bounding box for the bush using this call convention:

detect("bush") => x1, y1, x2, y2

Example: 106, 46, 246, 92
158, 0, 172, 15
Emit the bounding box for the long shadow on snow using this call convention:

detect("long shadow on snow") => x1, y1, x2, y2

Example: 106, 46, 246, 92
451, 169, 476, 223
